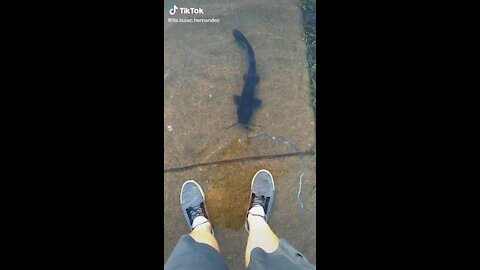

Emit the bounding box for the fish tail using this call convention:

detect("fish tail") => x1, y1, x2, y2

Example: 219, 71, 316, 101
233, 29, 255, 64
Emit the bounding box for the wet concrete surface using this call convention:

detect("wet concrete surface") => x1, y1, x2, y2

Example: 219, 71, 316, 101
164, 158, 316, 268
164, 0, 316, 268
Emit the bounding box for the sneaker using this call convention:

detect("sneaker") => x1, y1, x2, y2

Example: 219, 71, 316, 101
180, 180, 214, 235
245, 169, 275, 233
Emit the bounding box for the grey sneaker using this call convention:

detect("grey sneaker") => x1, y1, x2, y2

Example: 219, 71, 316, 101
180, 180, 214, 234
245, 169, 275, 233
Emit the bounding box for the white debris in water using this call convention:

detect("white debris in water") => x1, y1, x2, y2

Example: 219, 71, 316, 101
167, 125, 173, 131
209, 94, 212, 98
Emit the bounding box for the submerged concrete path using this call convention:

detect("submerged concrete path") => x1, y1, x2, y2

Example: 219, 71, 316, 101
164, 0, 316, 268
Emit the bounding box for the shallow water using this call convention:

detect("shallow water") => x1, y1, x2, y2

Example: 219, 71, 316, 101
164, 0, 316, 268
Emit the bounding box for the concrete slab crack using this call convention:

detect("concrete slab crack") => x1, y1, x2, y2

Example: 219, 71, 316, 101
164, 151, 314, 173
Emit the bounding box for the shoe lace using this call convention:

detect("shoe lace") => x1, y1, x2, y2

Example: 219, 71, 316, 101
252, 194, 267, 210
187, 204, 203, 223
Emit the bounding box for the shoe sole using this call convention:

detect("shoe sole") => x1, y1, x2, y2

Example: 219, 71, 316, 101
245, 169, 275, 233
180, 180, 214, 235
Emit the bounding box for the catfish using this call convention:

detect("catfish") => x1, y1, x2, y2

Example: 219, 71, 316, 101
227, 29, 262, 130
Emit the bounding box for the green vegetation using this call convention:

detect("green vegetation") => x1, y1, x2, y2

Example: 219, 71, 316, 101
300, 0, 316, 115
300, 0, 316, 162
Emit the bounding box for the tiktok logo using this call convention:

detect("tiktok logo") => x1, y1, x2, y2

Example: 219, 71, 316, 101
168, 5, 204, 16
169, 5, 178, 16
